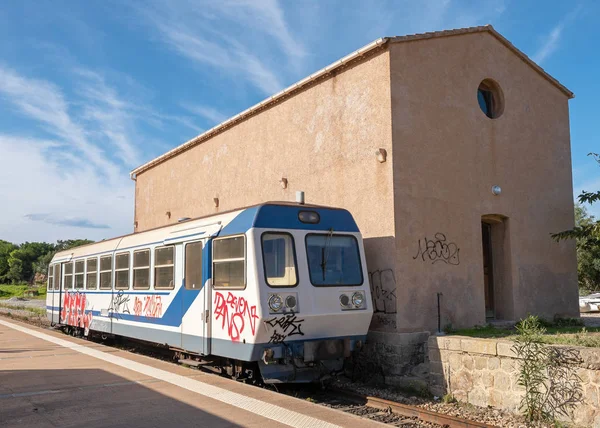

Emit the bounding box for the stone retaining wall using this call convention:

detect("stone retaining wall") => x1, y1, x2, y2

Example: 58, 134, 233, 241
429, 335, 600, 427
355, 331, 430, 386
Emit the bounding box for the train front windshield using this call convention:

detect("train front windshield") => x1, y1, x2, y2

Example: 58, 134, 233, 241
305, 234, 363, 286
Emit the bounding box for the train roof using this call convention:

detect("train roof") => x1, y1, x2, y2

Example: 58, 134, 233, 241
51, 202, 359, 263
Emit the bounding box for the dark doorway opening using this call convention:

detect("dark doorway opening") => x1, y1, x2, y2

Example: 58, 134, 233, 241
482, 222, 495, 319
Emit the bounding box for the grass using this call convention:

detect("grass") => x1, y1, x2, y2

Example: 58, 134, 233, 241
448, 321, 600, 348
0, 303, 46, 317
0, 284, 47, 300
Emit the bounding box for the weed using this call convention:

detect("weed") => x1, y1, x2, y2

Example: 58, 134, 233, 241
513, 315, 583, 422
442, 393, 457, 404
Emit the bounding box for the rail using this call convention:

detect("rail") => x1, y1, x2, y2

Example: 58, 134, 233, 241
330, 387, 499, 428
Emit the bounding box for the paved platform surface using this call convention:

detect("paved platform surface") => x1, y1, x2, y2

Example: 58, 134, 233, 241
0, 318, 383, 428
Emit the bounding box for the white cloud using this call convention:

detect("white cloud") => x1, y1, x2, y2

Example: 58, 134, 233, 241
532, 6, 582, 65
138, 1, 293, 96
0, 66, 122, 182
0, 135, 133, 244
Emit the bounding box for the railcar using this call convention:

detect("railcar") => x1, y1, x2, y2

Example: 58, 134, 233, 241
46, 202, 373, 383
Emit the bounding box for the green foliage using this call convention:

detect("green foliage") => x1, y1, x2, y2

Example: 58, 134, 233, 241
0, 284, 29, 299
512, 315, 583, 422
0, 239, 93, 284
553, 153, 600, 294
442, 393, 457, 404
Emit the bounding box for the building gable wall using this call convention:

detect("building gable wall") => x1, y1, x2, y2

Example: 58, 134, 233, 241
387, 31, 578, 332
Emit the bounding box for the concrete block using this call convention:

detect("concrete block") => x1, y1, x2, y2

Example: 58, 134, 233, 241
448, 352, 462, 371
461, 354, 474, 370
445, 337, 462, 351
453, 370, 473, 391
487, 357, 500, 370
488, 389, 504, 407
468, 388, 488, 407
461, 338, 497, 356
494, 371, 511, 391
500, 358, 518, 374
482, 371, 494, 387
474, 356, 488, 370
496, 341, 518, 359
584, 384, 599, 406
579, 348, 600, 370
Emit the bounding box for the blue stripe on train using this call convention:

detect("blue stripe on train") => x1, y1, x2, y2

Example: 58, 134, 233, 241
51, 238, 213, 328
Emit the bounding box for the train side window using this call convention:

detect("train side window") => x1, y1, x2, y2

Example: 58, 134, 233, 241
115, 252, 130, 290
64, 262, 73, 290
213, 235, 245, 289
86, 258, 98, 290
133, 249, 150, 290
185, 242, 203, 290
54, 264, 60, 290
48, 265, 54, 290
261, 233, 298, 287
75, 260, 85, 289
99, 256, 112, 290
155, 246, 175, 289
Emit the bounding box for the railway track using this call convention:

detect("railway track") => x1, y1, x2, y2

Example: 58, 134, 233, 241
326, 388, 498, 428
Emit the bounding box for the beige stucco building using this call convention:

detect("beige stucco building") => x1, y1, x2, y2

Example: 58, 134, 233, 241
130, 26, 578, 336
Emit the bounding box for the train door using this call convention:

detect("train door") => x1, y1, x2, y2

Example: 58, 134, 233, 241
181, 241, 207, 354
51, 264, 62, 324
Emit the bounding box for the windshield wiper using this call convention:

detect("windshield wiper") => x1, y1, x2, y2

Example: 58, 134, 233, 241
320, 228, 334, 281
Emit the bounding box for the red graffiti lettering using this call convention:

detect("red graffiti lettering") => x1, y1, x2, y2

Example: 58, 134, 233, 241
61, 292, 93, 330
214, 292, 258, 342
132, 295, 162, 318
143, 295, 163, 318
133, 296, 143, 317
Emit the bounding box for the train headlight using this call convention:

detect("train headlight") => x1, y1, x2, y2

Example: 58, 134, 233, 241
339, 294, 350, 307
352, 292, 364, 307
268, 294, 283, 312
285, 295, 297, 310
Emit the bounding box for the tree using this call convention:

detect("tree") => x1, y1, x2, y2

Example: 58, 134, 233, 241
0, 240, 17, 282
54, 239, 94, 252
573, 205, 600, 293
6, 242, 55, 284
553, 153, 600, 294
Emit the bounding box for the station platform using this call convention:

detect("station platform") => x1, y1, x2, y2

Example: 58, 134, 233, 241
0, 318, 383, 428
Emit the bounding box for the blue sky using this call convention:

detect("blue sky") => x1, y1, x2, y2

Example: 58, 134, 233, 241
0, 0, 598, 243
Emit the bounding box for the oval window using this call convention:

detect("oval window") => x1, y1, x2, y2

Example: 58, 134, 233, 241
477, 79, 504, 119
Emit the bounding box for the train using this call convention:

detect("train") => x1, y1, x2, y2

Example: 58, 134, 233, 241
46, 202, 373, 383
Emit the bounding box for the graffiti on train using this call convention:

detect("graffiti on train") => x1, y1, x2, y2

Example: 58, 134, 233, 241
214, 292, 259, 342
61, 291, 93, 329
369, 269, 397, 314
108, 290, 131, 319
413, 233, 460, 266
264, 313, 305, 344
133, 295, 163, 319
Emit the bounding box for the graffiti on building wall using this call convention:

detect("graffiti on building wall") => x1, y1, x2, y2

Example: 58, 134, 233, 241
108, 291, 131, 319
264, 313, 305, 344
214, 291, 259, 342
61, 291, 93, 331
413, 233, 460, 266
132, 295, 163, 319
369, 269, 397, 314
